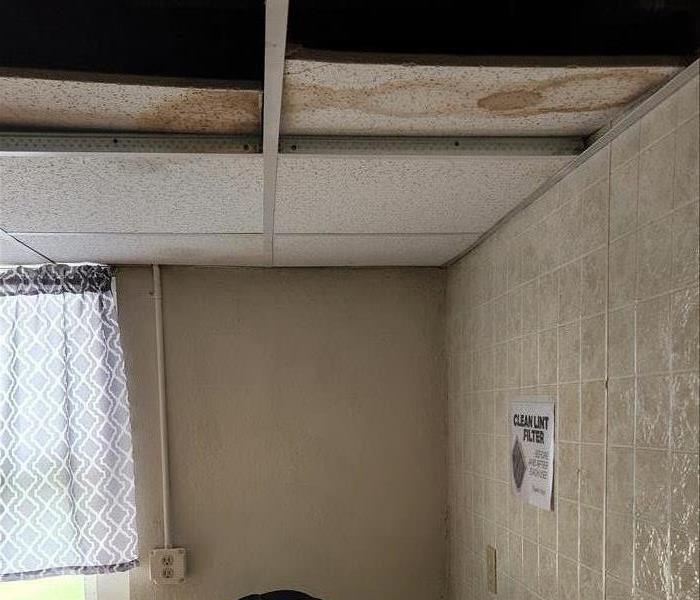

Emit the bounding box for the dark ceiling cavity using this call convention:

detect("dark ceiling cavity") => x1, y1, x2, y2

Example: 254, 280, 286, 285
0, 0, 697, 81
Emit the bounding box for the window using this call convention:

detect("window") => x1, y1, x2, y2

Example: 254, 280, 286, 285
1, 571, 129, 600
0, 265, 138, 590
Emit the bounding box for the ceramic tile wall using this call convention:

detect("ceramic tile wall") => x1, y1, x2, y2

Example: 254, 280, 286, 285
446, 74, 699, 600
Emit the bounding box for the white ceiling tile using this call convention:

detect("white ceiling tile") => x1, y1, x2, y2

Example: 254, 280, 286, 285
0, 73, 261, 134
282, 53, 680, 136
13, 233, 268, 266
275, 155, 571, 234
274, 234, 478, 266
0, 155, 263, 233
0, 231, 46, 265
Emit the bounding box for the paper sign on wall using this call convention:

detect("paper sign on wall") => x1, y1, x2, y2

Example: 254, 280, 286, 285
510, 400, 554, 510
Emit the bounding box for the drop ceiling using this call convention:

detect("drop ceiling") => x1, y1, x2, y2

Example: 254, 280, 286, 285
0, 0, 696, 267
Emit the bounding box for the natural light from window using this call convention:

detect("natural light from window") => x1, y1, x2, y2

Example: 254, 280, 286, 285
1, 576, 84, 600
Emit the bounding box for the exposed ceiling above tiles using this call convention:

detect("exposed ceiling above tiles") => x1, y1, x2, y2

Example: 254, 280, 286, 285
0, 71, 262, 134
281, 53, 681, 136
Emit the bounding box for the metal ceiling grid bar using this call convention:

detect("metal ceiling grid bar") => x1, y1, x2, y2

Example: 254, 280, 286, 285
262, 0, 290, 264
0, 133, 260, 156
279, 136, 584, 157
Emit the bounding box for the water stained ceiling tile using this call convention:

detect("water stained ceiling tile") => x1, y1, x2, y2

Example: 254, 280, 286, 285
13, 233, 268, 266
0, 155, 263, 233
274, 233, 479, 266
281, 51, 681, 136
0, 71, 262, 134
274, 155, 572, 234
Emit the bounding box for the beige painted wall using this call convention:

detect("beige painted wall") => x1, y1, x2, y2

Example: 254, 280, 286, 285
446, 75, 699, 599
117, 267, 447, 600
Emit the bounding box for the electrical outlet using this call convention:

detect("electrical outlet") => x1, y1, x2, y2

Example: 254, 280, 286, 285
150, 547, 186, 584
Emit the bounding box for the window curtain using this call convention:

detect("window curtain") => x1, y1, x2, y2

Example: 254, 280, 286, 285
0, 265, 138, 581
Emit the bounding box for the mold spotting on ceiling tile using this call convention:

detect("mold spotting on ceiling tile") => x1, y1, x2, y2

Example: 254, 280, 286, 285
0, 70, 262, 134
280, 50, 681, 137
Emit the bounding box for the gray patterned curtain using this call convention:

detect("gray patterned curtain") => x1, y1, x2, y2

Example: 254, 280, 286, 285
0, 265, 138, 581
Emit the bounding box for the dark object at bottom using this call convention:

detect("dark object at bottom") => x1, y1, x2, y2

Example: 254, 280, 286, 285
239, 591, 320, 600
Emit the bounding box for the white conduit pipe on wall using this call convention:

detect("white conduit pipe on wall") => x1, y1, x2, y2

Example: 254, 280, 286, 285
152, 264, 172, 549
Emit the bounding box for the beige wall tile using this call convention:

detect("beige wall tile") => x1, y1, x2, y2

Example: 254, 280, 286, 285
539, 545, 557, 599
635, 448, 670, 525
671, 286, 700, 371
605, 576, 633, 600
581, 314, 605, 380
580, 444, 605, 508
676, 77, 700, 123
507, 338, 522, 388
609, 306, 635, 377
670, 452, 699, 531
637, 215, 673, 299
608, 378, 635, 446
579, 564, 603, 600
558, 499, 579, 561
580, 179, 609, 255
636, 375, 671, 448
559, 383, 581, 442
580, 505, 604, 570
670, 527, 700, 600
539, 505, 557, 551
636, 295, 671, 374
606, 511, 634, 583
611, 122, 640, 169
581, 248, 607, 317
559, 322, 581, 383
521, 334, 539, 388
609, 233, 637, 310
672, 202, 700, 288
610, 157, 639, 240
558, 555, 579, 600
538, 328, 557, 385
641, 94, 678, 148
559, 197, 583, 266
674, 116, 700, 207
539, 272, 559, 330
559, 261, 582, 324
522, 280, 539, 335
507, 287, 523, 340
607, 446, 634, 515
634, 519, 671, 597
639, 134, 675, 225
559, 442, 581, 501
671, 372, 699, 452
581, 381, 606, 444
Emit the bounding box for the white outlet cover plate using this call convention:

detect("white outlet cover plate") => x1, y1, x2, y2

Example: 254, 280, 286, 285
149, 547, 186, 584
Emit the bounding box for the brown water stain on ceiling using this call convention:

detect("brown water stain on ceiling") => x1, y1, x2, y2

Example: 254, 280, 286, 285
0, 70, 262, 134
281, 51, 682, 136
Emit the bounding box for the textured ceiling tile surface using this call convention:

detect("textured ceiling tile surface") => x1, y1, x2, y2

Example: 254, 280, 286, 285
274, 234, 478, 266
282, 57, 679, 136
0, 232, 46, 265
0, 75, 261, 134
275, 155, 571, 234
14, 234, 268, 266
0, 155, 263, 233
